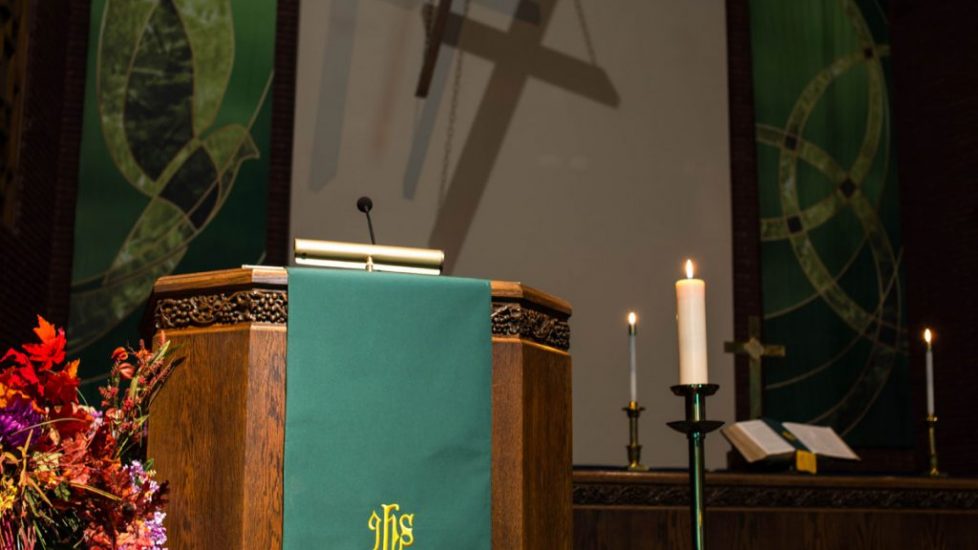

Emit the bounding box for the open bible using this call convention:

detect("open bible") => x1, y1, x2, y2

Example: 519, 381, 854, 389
722, 419, 859, 473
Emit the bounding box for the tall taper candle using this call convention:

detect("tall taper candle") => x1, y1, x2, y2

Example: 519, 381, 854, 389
628, 312, 638, 404
924, 328, 934, 416
676, 259, 708, 385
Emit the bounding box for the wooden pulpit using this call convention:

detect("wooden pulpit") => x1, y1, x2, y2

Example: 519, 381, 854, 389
146, 267, 572, 549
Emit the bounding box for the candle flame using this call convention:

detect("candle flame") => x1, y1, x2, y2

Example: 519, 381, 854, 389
685, 259, 695, 279
627, 312, 637, 326
924, 328, 932, 344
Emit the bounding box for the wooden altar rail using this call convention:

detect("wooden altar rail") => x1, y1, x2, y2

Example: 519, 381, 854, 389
573, 469, 978, 549
147, 267, 573, 549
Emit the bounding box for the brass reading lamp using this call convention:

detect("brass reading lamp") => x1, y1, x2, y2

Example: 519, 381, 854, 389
294, 197, 445, 276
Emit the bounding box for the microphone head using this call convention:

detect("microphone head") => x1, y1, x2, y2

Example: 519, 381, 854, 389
356, 196, 373, 213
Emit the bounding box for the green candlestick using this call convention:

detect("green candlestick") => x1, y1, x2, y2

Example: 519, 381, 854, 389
668, 384, 722, 550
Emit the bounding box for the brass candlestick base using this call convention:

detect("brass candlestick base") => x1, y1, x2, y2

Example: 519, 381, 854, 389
624, 401, 648, 471
926, 415, 943, 477
668, 384, 723, 550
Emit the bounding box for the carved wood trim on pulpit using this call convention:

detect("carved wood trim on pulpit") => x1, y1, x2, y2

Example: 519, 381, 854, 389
155, 289, 289, 328
150, 268, 572, 351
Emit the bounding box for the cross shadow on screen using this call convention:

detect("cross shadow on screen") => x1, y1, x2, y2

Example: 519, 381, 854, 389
427, 0, 620, 273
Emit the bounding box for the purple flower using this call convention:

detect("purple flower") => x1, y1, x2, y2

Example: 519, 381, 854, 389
128, 460, 159, 495
0, 399, 42, 449
147, 511, 167, 548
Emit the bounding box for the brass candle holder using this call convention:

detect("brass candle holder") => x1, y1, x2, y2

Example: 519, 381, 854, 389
926, 414, 942, 477
624, 401, 648, 471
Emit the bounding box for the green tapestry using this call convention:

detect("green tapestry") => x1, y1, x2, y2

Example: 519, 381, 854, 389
284, 268, 492, 549
69, 0, 276, 384
750, 0, 910, 446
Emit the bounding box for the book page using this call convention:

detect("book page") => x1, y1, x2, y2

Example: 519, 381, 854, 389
735, 420, 795, 457
782, 422, 859, 460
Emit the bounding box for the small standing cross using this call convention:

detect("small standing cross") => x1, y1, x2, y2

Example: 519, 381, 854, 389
724, 316, 785, 419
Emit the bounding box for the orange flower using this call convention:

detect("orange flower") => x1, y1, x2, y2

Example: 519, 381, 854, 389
0, 382, 29, 408
111, 347, 128, 363
22, 316, 66, 371
153, 329, 166, 350
0, 358, 42, 401
115, 363, 135, 380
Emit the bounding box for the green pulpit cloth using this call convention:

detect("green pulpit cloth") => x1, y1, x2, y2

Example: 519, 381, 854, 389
283, 268, 492, 549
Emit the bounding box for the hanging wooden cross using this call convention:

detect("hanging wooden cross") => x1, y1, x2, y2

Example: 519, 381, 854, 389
724, 316, 785, 419
416, 0, 454, 97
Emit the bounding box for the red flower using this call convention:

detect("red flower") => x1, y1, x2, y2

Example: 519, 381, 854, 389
111, 347, 128, 363
22, 316, 66, 371
50, 403, 93, 439
1, 348, 29, 369
44, 359, 80, 406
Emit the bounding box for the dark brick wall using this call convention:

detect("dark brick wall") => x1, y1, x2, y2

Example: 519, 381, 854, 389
891, 0, 978, 476
725, 0, 764, 423
0, 0, 88, 349
267, 0, 297, 265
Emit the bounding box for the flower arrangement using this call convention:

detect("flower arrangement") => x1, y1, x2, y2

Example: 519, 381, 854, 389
0, 316, 175, 549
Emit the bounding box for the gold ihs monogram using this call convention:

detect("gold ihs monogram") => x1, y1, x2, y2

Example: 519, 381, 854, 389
368, 503, 414, 550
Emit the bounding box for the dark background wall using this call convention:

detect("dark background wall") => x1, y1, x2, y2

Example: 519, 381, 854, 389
725, 0, 763, 425
891, 0, 978, 475
0, 0, 88, 349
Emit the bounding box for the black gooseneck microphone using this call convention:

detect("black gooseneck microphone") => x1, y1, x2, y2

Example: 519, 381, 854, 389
357, 196, 376, 245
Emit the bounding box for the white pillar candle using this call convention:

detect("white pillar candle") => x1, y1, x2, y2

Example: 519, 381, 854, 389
628, 312, 638, 404
676, 259, 708, 385
924, 328, 934, 416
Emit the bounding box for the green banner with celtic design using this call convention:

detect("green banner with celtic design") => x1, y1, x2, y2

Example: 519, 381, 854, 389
69, 0, 276, 384
750, 0, 910, 446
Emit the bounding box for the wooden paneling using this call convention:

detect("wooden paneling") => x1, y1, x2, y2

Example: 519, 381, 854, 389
575, 508, 978, 550
574, 470, 978, 550
241, 326, 287, 549
147, 324, 286, 550
493, 339, 573, 549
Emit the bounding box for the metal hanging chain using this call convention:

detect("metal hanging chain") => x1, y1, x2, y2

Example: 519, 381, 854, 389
439, 0, 471, 201
422, 0, 437, 58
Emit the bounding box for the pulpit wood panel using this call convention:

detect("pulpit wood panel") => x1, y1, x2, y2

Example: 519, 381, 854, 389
147, 268, 572, 550
493, 339, 573, 549
147, 324, 286, 550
